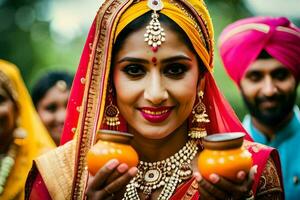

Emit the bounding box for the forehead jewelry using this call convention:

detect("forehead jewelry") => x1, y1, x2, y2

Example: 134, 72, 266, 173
144, 0, 166, 52
55, 80, 67, 92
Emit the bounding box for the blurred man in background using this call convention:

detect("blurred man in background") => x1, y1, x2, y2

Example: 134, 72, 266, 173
219, 16, 300, 199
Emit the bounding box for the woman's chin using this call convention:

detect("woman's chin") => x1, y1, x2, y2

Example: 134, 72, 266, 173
133, 126, 176, 140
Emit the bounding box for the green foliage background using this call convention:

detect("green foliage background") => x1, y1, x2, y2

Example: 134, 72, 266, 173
0, 0, 299, 119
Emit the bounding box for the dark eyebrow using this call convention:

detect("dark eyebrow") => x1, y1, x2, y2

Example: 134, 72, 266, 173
271, 67, 290, 74
117, 55, 192, 64
117, 57, 149, 64
161, 55, 192, 64
245, 69, 260, 74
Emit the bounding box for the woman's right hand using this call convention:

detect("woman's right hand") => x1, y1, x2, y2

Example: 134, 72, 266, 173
85, 159, 138, 200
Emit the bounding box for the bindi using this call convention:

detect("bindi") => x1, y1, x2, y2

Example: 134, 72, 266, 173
151, 57, 157, 65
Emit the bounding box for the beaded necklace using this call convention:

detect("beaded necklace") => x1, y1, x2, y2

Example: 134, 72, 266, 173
123, 140, 198, 200
0, 128, 25, 195
0, 140, 19, 195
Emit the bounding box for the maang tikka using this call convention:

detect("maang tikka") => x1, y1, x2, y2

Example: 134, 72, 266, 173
144, 0, 166, 50
104, 84, 120, 129
189, 79, 210, 140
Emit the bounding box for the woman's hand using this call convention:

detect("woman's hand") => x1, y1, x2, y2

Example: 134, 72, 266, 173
194, 165, 257, 200
85, 159, 138, 200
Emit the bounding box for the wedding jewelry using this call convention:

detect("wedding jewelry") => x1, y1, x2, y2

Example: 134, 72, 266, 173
144, 0, 166, 49
188, 127, 207, 139
55, 80, 67, 92
0, 128, 26, 194
104, 85, 120, 128
188, 91, 210, 140
123, 140, 198, 200
104, 101, 120, 127
192, 91, 210, 124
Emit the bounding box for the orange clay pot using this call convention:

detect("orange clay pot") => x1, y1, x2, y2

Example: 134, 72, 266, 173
87, 130, 139, 176
198, 132, 252, 181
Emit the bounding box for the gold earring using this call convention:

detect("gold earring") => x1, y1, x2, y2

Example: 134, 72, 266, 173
104, 86, 120, 129
188, 91, 210, 139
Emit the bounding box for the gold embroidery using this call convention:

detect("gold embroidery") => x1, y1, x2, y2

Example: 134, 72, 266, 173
256, 158, 283, 199
72, 0, 131, 198
243, 140, 267, 153
182, 180, 198, 200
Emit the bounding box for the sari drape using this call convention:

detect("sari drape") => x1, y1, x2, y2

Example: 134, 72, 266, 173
0, 60, 56, 199
26, 0, 283, 199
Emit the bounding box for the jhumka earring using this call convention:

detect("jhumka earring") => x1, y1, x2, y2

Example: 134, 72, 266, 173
144, 0, 165, 50
104, 84, 120, 129
188, 90, 210, 140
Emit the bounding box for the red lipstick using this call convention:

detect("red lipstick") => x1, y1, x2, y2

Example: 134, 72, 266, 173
139, 106, 173, 123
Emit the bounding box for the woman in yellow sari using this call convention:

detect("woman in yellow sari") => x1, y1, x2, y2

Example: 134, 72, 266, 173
26, 0, 283, 199
0, 60, 55, 199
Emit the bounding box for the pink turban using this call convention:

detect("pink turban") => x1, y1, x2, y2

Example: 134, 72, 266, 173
218, 16, 300, 85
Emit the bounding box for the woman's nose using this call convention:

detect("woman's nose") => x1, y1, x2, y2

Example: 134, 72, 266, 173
144, 73, 168, 105
56, 107, 66, 123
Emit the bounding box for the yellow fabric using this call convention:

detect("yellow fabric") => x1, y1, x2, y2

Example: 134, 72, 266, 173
114, 0, 214, 71
0, 60, 56, 200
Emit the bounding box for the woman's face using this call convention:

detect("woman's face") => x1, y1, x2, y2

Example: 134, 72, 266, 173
36, 85, 69, 145
0, 84, 17, 142
113, 26, 199, 139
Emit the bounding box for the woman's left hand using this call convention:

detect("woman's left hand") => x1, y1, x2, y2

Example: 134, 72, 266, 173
194, 165, 257, 200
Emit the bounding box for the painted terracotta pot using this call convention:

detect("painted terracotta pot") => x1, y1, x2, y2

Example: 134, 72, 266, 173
87, 130, 139, 176
198, 132, 252, 181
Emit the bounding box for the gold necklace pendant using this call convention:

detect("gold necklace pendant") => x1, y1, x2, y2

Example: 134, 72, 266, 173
123, 140, 198, 200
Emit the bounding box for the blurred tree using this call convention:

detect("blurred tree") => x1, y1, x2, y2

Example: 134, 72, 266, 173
0, 0, 80, 88
0, 0, 40, 83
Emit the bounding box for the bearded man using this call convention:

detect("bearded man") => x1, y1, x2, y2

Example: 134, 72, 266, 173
219, 16, 300, 200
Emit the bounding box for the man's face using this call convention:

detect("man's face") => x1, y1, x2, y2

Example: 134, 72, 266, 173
240, 58, 298, 125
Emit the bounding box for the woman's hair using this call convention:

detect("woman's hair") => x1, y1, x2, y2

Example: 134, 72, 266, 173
258, 50, 272, 59
113, 12, 206, 73
31, 71, 73, 107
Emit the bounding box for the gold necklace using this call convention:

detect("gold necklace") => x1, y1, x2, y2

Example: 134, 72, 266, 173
123, 140, 198, 200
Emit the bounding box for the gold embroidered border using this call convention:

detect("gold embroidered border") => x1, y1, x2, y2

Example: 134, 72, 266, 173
71, 0, 133, 199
